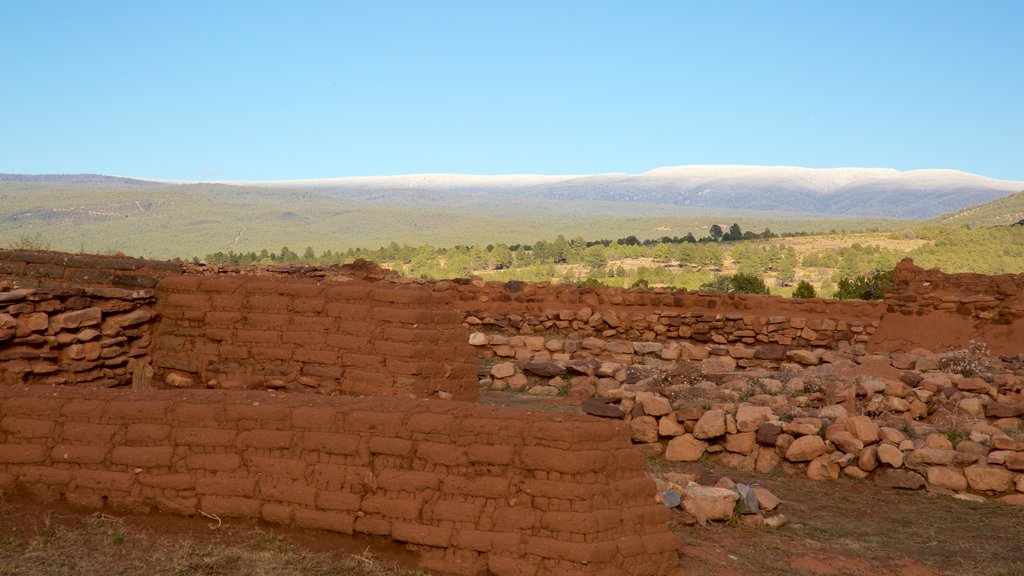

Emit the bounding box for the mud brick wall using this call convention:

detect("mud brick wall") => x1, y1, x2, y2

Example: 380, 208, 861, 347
0, 249, 184, 290
870, 259, 1024, 355
151, 275, 479, 401
0, 386, 681, 576
438, 279, 883, 351
0, 285, 155, 387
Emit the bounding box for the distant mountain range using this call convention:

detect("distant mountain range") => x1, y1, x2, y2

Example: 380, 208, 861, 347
3, 165, 1021, 219
223, 165, 1024, 219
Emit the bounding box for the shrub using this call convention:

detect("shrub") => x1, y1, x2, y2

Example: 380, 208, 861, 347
792, 280, 817, 298
833, 269, 893, 300
699, 272, 770, 295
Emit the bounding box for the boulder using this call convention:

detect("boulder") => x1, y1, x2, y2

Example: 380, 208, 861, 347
629, 416, 659, 444
987, 403, 1024, 419
926, 466, 968, 492
874, 469, 925, 490
637, 394, 673, 417
783, 417, 822, 437
522, 360, 564, 378
665, 434, 708, 462
490, 362, 516, 379
581, 398, 624, 419
876, 443, 904, 468
904, 448, 956, 471
735, 405, 775, 433
723, 432, 758, 455
845, 415, 880, 444
693, 409, 727, 440
807, 453, 840, 480
785, 435, 826, 462
682, 485, 740, 523
658, 415, 687, 437
964, 466, 1015, 492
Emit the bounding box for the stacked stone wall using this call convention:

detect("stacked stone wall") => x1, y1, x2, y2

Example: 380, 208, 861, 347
151, 275, 479, 401
0, 386, 681, 575
870, 259, 1024, 355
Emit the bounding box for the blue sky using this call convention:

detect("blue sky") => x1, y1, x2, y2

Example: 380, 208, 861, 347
1, 1, 1021, 181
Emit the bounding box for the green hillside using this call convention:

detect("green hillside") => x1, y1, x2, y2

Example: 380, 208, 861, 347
0, 181, 903, 260
932, 189, 1024, 227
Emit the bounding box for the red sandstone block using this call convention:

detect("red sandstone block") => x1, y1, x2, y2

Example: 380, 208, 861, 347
198, 496, 261, 518
392, 522, 451, 548
244, 312, 292, 330
518, 480, 604, 501
0, 416, 55, 438
233, 329, 281, 344
195, 477, 256, 498
324, 302, 372, 319
172, 427, 236, 446
432, 500, 483, 523
299, 316, 335, 331
66, 489, 106, 511
291, 297, 325, 313
362, 495, 423, 520
342, 410, 404, 435
2, 397, 66, 416
371, 307, 435, 325
372, 340, 418, 358
385, 358, 422, 376
613, 477, 658, 500
75, 469, 134, 492
138, 473, 195, 490
204, 328, 233, 342
111, 445, 175, 467
310, 464, 374, 489
290, 406, 337, 430
442, 476, 510, 499
208, 294, 243, 311
218, 344, 250, 359
292, 348, 337, 364
368, 437, 413, 456
467, 444, 515, 466
341, 353, 385, 370
540, 511, 606, 534
416, 441, 468, 466
492, 507, 540, 531
238, 429, 293, 449
104, 400, 168, 421
186, 452, 241, 472
371, 287, 433, 305
293, 508, 355, 534
260, 481, 316, 506
302, 431, 360, 455
486, 555, 539, 576
407, 412, 455, 435
261, 502, 295, 526
13, 466, 72, 486
376, 469, 444, 491
224, 403, 290, 423
353, 514, 392, 536
250, 345, 294, 361
155, 496, 198, 516
380, 326, 438, 344
520, 447, 609, 475
125, 423, 172, 444
643, 531, 684, 554
59, 399, 106, 419
0, 444, 47, 464
205, 311, 243, 327
281, 330, 326, 346
332, 319, 376, 335
526, 537, 611, 564
245, 294, 291, 311
316, 490, 362, 512
453, 529, 495, 552
171, 404, 224, 427
247, 456, 306, 479
164, 293, 211, 310
60, 420, 121, 440
458, 417, 524, 439
51, 443, 109, 464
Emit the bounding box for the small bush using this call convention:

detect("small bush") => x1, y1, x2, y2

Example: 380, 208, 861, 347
792, 280, 817, 298
699, 272, 770, 295
833, 269, 893, 300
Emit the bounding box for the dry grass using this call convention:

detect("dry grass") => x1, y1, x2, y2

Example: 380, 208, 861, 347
0, 500, 426, 576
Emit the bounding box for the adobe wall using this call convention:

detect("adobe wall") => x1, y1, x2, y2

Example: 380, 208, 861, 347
0, 249, 185, 289
0, 386, 681, 576
151, 275, 479, 401
870, 259, 1024, 355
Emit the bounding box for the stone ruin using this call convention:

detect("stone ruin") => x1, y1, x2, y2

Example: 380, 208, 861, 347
2, 250, 1024, 574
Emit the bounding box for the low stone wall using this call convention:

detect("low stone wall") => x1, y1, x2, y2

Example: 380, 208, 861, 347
152, 275, 479, 401
0, 386, 681, 575
447, 280, 883, 351
0, 249, 184, 289
870, 259, 1024, 355
0, 285, 155, 387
